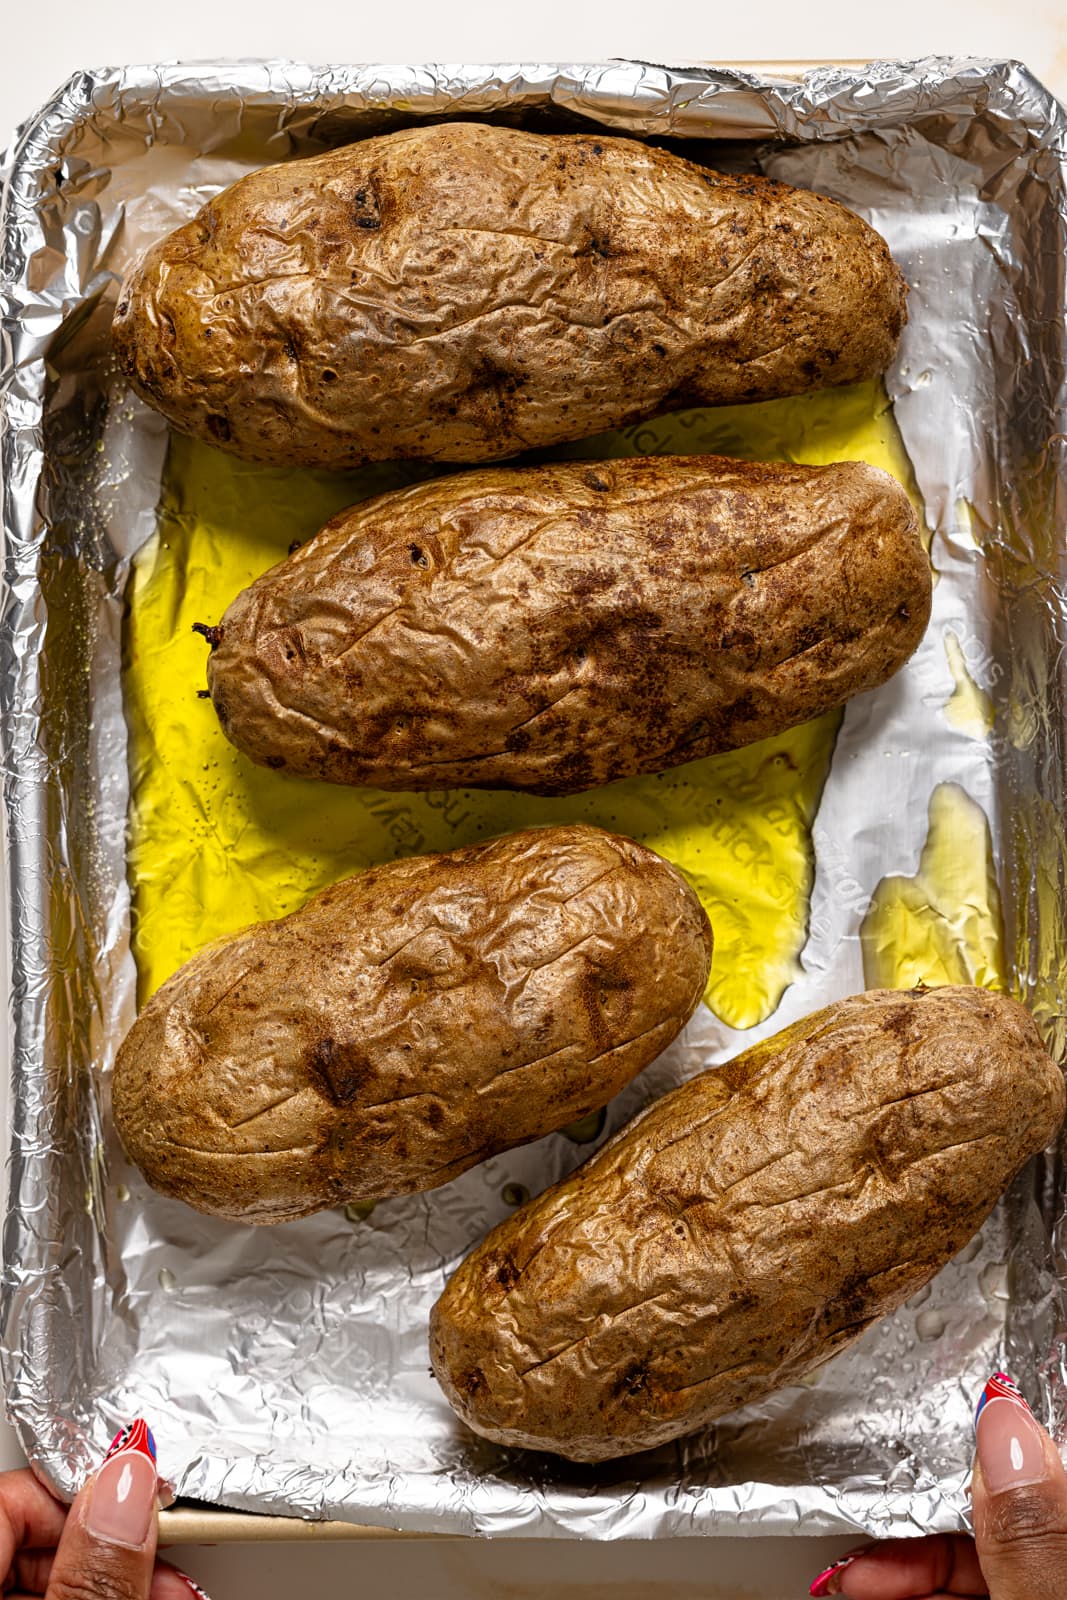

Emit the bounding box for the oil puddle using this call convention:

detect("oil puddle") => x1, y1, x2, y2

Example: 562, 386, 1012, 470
126, 379, 918, 1031
860, 782, 1005, 991
942, 631, 994, 738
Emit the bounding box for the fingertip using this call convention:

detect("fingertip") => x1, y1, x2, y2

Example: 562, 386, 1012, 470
974, 1388, 1058, 1499
809, 1534, 982, 1599
86, 1448, 159, 1550
809, 1554, 854, 1594
152, 1560, 213, 1600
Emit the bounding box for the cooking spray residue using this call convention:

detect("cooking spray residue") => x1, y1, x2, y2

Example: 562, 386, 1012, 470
860, 782, 1005, 991
125, 380, 920, 1030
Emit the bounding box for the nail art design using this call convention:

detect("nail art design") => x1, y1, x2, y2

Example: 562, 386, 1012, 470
89, 1421, 158, 1550
103, 1417, 157, 1466
975, 1371, 1029, 1428
172, 1570, 213, 1600
809, 1555, 857, 1596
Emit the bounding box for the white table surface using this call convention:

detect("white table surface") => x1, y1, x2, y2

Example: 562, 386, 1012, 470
2, 7, 1066, 1596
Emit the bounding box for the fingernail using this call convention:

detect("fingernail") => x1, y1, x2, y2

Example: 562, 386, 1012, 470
179, 1577, 212, 1600
88, 1416, 159, 1549
104, 1417, 157, 1466
154, 1570, 212, 1600
809, 1555, 857, 1596
975, 1372, 1050, 1495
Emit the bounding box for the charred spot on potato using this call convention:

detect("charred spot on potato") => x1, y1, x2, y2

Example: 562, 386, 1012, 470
264, 755, 286, 770
676, 719, 710, 750
191, 622, 223, 649
307, 1036, 372, 1106
155, 308, 178, 353
464, 354, 527, 426
880, 1005, 913, 1038
409, 544, 429, 567
205, 413, 231, 443
459, 1366, 486, 1399
722, 691, 758, 725
615, 1361, 650, 1398
352, 184, 381, 230
718, 623, 756, 651
494, 1254, 521, 1291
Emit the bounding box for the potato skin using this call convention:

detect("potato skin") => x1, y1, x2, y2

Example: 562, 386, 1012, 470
112, 122, 906, 468
112, 825, 712, 1225
429, 986, 1065, 1462
206, 454, 931, 797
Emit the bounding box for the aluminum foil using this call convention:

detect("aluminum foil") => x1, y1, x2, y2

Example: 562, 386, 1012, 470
1, 57, 1067, 1540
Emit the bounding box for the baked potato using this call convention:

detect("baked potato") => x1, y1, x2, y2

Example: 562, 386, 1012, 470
112, 824, 712, 1224
430, 985, 1064, 1462
203, 453, 931, 797
112, 121, 906, 467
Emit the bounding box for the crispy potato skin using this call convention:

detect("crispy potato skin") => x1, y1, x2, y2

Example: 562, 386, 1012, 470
430, 986, 1066, 1462
112, 825, 712, 1225
112, 123, 906, 467
206, 454, 931, 797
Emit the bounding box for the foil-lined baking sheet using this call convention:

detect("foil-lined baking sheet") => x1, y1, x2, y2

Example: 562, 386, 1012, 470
1, 57, 1066, 1539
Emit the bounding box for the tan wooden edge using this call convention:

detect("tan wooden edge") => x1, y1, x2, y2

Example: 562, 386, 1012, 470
158, 1506, 453, 1544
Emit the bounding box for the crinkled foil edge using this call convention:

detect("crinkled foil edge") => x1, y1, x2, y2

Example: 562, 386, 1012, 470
1, 57, 1066, 1537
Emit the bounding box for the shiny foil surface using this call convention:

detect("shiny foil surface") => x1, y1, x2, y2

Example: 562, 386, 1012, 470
1, 58, 1066, 1538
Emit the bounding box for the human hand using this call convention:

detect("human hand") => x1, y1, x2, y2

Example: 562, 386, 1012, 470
0, 1420, 208, 1599
810, 1374, 1067, 1597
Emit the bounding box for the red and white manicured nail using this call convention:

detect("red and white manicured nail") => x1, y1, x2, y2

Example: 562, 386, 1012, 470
809, 1554, 859, 1596
974, 1370, 1028, 1426
151, 1569, 213, 1600
89, 1417, 159, 1551
175, 1573, 212, 1600
103, 1417, 158, 1466
975, 1370, 1050, 1495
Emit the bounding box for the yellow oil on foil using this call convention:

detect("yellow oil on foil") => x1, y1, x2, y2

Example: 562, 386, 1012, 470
943, 631, 994, 738
125, 379, 922, 1030
860, 782, 1005, 992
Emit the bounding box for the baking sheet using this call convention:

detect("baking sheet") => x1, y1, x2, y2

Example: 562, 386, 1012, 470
1, 57, 1066, 1539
